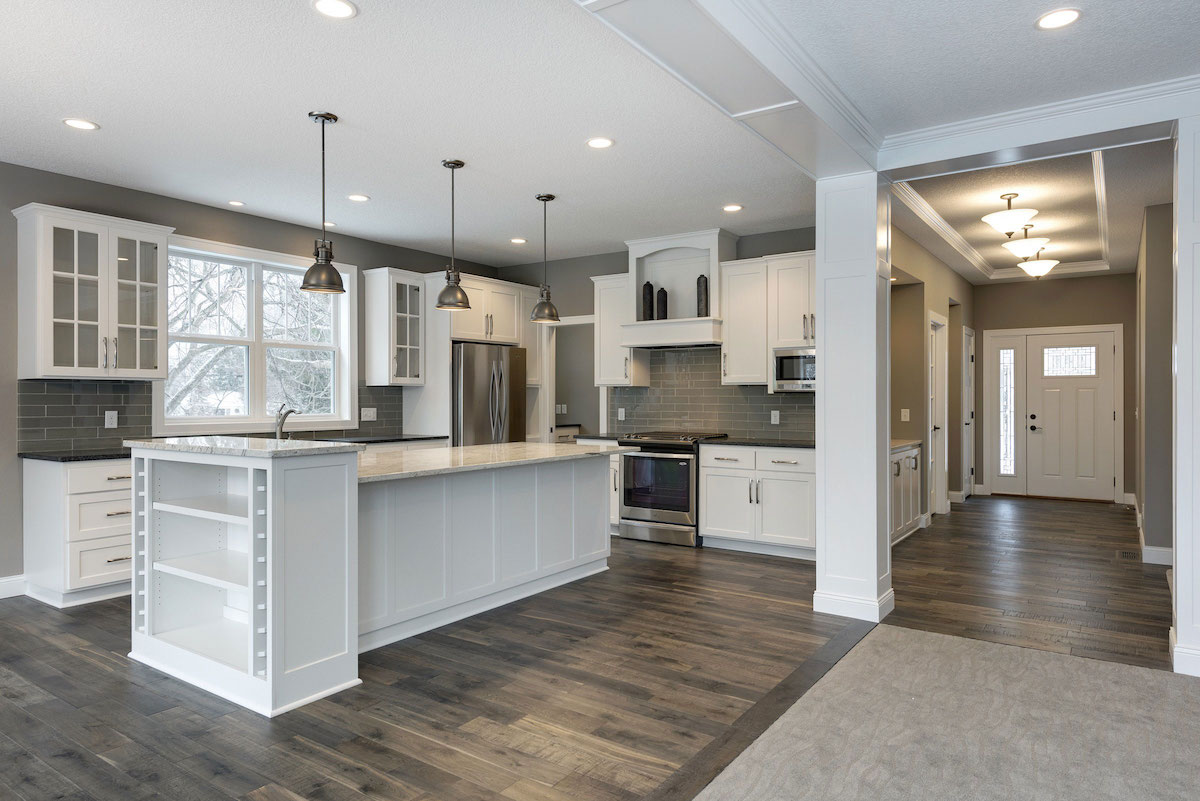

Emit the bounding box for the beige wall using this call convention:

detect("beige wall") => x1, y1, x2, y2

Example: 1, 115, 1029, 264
973, 273, 1138, 492
890, 284, 925, 443
1137, 204, 1173, 548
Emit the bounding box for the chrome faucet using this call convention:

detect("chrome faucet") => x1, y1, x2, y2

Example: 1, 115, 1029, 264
275, 403, 297, 439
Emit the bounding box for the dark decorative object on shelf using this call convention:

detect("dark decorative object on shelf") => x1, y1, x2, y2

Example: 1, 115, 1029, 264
697, 274, 709, 316
657, 287, 668, 320
642, 281, 655, 321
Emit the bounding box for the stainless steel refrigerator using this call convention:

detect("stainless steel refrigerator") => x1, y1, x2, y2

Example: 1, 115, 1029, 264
452, 343, 526, 446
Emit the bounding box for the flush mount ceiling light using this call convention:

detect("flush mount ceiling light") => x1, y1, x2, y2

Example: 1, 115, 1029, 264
586, 137, 614, 149
347, 193, 369, 202
530, 194, 561, 324
228, 200, 245, 207
1001, 224, 1051, 259
510, 238, 527, 244
1019, 248, 1059, 278
313, 0, 357, 19
1036, 8, 1080, 29
300, 111, 345, 294
982, 193, 1038, 236
324, 221, 336, 227
63, 118, 99, 130
889, 277, 898, 282
436, 159, 471, 311
723, 204, 743, 212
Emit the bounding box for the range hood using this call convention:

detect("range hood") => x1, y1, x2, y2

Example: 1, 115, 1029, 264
620, 316, 722, 348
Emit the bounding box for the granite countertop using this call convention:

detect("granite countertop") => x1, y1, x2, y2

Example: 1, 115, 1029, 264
358, 441, 637, 483
125, 436, 366, 459
20, 448, 132, 462
318, 434, 447, 444
572, 434, 622, 441
890, 438, 922, 452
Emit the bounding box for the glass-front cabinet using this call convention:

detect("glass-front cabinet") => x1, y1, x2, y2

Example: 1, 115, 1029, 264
363, 267, 425, 386
16, 204, 172, 380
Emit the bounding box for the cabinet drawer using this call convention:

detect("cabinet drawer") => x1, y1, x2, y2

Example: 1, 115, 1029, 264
755, 448, 815, 473
68, 534, 132, 589
66, 460, 133, 494
700, 446, 756, 469
69, 489, 134, 542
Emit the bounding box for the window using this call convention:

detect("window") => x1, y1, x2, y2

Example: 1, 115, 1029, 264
999, 348, 1015, 476
1043, 345, 1096, 376
154, 237, 356, 434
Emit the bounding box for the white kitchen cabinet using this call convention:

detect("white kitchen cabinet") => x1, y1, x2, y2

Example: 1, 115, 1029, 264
519, 286, 542, 386
699, 445, 815, 555
15, 204, 172, 380
487, 283, 521, 344
450, 276, 521, 345
450, 276, 490, 342
23, 457, 134, 608
363, 267, 425, 386
890, 444, 923, 544
767, 251, 816, 348
592, 274, 648, 386
577, 439, 623, 530
719, 261, 768, 385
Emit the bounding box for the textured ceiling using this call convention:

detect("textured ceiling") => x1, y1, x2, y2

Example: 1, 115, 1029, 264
0, 0, 815, 267
759, 0, 1200, 137
899, 139, 1173, 281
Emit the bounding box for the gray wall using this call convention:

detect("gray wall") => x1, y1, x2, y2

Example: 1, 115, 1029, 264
890, 283, 925, 443
554, 325, 599, 436
0, 159, 494, 578
1137, 204, 1173, 548
972, 273, 1138, 492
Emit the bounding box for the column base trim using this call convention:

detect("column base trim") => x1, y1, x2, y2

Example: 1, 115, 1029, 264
1171, 628, 1200, 677
813, 588, 895, 622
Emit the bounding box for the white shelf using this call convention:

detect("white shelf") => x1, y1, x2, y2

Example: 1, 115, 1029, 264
154, 494, 249, 524
620, 316, 723, 347
154, 618, 248, 672
154, 550, 249, 591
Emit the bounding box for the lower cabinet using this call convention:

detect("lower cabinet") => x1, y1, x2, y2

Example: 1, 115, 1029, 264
609, 454, 620, 528
890, 445, 922, 544
699, 446, 815, 553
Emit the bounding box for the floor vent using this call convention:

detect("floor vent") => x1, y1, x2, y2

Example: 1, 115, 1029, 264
1117, 549, 1140, 561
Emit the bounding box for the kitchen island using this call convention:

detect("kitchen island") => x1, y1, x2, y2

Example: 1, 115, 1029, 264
124, 436, 632, 715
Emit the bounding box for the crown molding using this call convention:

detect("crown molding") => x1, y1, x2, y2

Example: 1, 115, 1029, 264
891, 182, 993, 280
989, 260, 1111, 281
1091, 150, 1111, 266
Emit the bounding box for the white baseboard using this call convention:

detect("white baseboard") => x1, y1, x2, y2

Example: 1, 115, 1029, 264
919, 513, 931, 528
1123, 492, 1137, 506
813, 588, 896, 622
1172, 629, 1200, 678
24, 582, 130, 609
1139, 526, 1173, 566
703, 537, 814, 561
973, 484, 989, 496
0, 575, 25, 600
949, 491, 966, 503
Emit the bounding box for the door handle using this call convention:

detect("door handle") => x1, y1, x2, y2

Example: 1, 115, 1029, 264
107, 475, 131, 481
624, 356, 629, 379
771, 459, 798, 465
102, 336, 108, 368
748, 479, 753, 503
106, 510, 131, 517
811, 313, 815, 341
106, 555, 132, 564
803, 314, 809, 340
613, 470, 618, 491
893, 461, 901, 477
932, 425, 941, 432
756, 479, 761, 504
714, 456, 740, 462
113, 337, 118, 369
488, 362, 498, 440
498, 361, 507, 435
1030, 425, 1039, 431
722, 352, 727, 376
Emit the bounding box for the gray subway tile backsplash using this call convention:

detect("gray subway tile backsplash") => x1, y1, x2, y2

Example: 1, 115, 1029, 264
606, 346, 814, 440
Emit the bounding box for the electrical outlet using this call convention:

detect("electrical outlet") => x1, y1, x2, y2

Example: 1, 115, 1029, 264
104, 410, 118, 429
618, 407, 626, 421
900, 408, 910, 422
361, 407, 377, 422
771, 410, 780, 425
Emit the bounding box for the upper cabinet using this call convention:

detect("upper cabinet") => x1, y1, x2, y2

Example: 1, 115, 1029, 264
767, 252, 816, 348
593, 274, 648, 386
364, 267, 425, 386
518, 286, 542, 386
15, 204, 173, 380
719, 261, 768, 385
450, 275, 520, 345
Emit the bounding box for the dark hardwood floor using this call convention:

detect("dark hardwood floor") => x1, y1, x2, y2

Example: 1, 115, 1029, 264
0, 539, 861, 801
890, 495, 1174, 670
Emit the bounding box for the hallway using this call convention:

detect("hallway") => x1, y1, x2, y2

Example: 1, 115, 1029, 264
889, 495, 1173, 669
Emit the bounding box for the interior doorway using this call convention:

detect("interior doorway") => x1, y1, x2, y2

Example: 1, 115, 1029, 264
983, 325, 1122, 502
928, 311, 949, 515
962, 327, 975, 498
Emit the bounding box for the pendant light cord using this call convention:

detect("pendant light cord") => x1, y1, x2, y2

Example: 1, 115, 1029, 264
450, 166, 456, 270
320, 119, 327, 241
542, 198, 548, 287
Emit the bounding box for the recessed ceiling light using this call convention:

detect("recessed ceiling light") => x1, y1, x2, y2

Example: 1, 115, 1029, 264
63, 118, 99, 130
889, 277, 898, 282
586, 137, 614, 149
228, 200, 245, 207
313, 0, 357, 19
347, 193, 369, 202
723, 204, 743, 212
1036, 8, 1080, 29
511, 238, 527, 244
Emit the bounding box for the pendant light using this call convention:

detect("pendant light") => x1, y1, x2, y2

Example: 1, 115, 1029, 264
1019, 248, 1059, 278
301, 112, 346, 294
982, 193, 1038, 237
530, 194, 560, 324
1001, 224, 1051, 259
436, 159, 471, 311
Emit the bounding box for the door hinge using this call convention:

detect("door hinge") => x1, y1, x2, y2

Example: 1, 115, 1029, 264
1113, 411, 1116, 420
970, 355, 975, 362
970, 467, 975, 476
1113, 477, 1116, 487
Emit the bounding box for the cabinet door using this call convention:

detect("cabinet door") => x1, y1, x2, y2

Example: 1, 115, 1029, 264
46, 219, 110, 376
487, 284, 521, 344
391, 277, 424, 384
907, 451, 922, 529
519, 287, 541, 385
700, 468, 756, 541
609, 457, 620, 526
767, 254, 813, 348
720, 262, 767, 385
757, 470, 815, 547
595, 279, 631, 385
890, 457, 903, 542
449, 277, 489, 342
109, 228, 167, 378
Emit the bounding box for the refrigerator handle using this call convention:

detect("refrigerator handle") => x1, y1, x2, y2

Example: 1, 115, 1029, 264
488, 361, 498, 440
498, 359, 507, 437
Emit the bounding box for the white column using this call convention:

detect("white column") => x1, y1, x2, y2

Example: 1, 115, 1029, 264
813, 171, 894, 621
1173, 116, 1200, 676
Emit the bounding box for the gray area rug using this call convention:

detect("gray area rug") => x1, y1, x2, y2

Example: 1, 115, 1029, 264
695, 625, 1200, 800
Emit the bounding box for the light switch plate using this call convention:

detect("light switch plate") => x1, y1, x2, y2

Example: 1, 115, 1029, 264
560, 403, 567, 415
361, 407, 377, 422
618, 407, 626, 421
900, 408, 910, 422
771, 410, 780, 425
104, 410, 118, 429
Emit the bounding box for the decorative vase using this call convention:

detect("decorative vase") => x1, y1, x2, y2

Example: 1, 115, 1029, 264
642, 281, 654, 321
697, 274, 709, 317
656, 288, 668, 320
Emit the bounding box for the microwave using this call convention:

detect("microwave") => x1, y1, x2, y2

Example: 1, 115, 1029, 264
772, 346, 816, 392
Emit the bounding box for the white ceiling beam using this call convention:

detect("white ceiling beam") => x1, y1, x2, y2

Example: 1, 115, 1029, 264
1091, 150, 1111, 267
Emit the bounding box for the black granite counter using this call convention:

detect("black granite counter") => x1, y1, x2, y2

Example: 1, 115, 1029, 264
703, 438, 816, 448
20, 448, 132, 462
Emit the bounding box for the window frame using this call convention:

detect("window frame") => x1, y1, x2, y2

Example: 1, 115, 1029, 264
153, 235, 358, 436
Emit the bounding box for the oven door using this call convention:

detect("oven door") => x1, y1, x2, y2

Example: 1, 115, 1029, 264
620, 452, 696, 526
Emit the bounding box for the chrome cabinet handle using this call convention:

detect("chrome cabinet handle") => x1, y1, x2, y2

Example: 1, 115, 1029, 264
714, 456, 739, 462
756, 479, 761, 504
107, 475, 131, 481
624, 356, 629, 379
613, 470, 618, 491
771, 459, 798, 465
722, 352, 728, 376
102, 336, 108, 368
106, 510, 131, 517
893, 461, 901, 476
113, 336, 118, 369
748, 479, 753, 503
106, 555, 132, 564
803, 314, 809, 341
811, 313, 816, 341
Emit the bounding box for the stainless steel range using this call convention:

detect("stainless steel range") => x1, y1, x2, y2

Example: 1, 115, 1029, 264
616, 431, 727, 546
